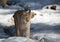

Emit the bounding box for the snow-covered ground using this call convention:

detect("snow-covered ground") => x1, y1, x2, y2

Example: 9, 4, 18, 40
0, 37, 38, 42
0, 5, 60, 42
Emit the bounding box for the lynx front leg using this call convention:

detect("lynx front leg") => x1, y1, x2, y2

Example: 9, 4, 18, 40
16, 24, 23, 36
19, 28, 23, 37
14, 15, 23, 37
16, 27, 21, 36
16, 17, 23, 37
14, 16, 21, 36
26, 22, 30, 38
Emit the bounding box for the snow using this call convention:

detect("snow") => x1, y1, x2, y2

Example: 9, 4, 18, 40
0, 4, 60, 42
31, 10, 60, 25
0, 8, 60, 26
0, 37, 37, 42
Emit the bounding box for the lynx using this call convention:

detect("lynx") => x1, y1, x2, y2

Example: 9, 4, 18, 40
13, 10, 36, 38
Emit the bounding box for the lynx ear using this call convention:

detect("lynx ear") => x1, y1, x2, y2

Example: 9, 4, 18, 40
26, 9, 31, 13
29, 9, 31, 13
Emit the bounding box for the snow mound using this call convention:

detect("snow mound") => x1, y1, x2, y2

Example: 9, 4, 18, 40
0, 37, 38, 42
32, 33, 60, 42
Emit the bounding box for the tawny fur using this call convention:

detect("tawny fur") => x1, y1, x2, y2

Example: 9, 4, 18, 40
13, 10, 36, 38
